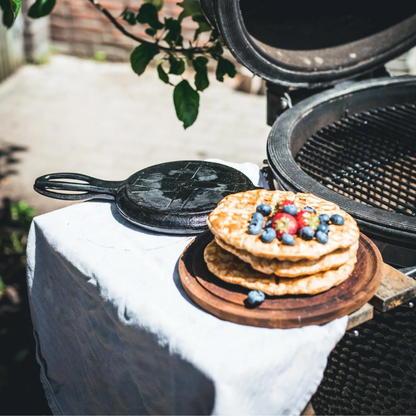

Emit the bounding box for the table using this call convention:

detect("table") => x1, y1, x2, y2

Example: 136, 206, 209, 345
26, 161, 348, 415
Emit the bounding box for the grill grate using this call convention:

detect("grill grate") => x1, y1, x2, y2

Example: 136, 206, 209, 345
296, 103, 416, 216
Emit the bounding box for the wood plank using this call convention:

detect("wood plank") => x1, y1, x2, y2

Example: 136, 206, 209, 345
347, 303, 373, 330
179, 231, 383, 329
370, 263, 416, 312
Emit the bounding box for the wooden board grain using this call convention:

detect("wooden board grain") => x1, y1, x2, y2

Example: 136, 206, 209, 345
371, 263, 416, 312
179, 231, 383, 328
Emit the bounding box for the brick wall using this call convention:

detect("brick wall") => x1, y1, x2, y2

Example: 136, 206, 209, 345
50, 0, 197, 61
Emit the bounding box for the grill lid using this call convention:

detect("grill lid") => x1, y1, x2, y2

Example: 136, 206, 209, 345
203, 1, 416, 88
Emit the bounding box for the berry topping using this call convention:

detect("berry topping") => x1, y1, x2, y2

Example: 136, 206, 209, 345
317, 223, 329, 234
297, 210, 320, 230
281, 203, 298, 216
299, 226, 315, 241
281, 233, 295, 246
330, 214, 345, 225
319, 213, 330, 224
302, 206, 316, 213
265, 219, 272, 228
256, 204, 272, 216
271, 212, 298, 239
251, 212, 264, 222
247, 290, 266, 306
276, 199, 295, 214
260, 227, 276, 243
316, 231, 329, 244
248, 219, 263, 235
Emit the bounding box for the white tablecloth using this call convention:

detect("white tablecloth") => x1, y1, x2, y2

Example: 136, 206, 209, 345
26, 161, 347, 415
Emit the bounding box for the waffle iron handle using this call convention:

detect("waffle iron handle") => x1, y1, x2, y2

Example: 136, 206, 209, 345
34, 173, 124, 201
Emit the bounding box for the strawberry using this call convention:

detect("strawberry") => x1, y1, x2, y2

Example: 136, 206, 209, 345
271, 212, 298, 239
275, 199, 295, 214
297, 210, 320, 231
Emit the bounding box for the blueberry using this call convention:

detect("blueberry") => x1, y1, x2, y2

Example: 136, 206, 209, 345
330, 214, 345, 225
260, 227, 276, 243
250, 212, 264, 224
299, 226, 315, 240
256, 204, 272, 216
319, 214, 330, 223
247, 290, 266, 306
281, 233, 295, 245
248, 219, 263, 235
316, 231, 329, 244
265, 219, 272, 228
317, 223, 329, 234
282, 204, 298, 216
251, 212, 264, 222
302, 206, 316, 213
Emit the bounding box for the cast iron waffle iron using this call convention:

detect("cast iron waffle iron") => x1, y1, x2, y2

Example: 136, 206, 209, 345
34, 160, 257, 234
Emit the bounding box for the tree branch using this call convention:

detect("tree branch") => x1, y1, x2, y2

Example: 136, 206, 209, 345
87, 0, 207, 54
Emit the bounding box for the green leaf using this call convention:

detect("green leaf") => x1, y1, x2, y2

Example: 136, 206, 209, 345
209, 29, 220, 42
169, 55, 185, 75
144, 0, 164, 12
174, 80, 200, 129
209, 40, 223, 58
193, 56, 209, 91
145, 28, 157, 37
10, 0, 21, 17
0, 0, 14, 28
157, 63, 169, 84
192, 13, 208, 23
123, 11, 136, 26
164, 17, 182, 46
176, 0, 202, 22
130, 43, 159, 76
0, 0, 22, 27
215, 56, 236, 82
27, 0, 55, 18
137, 3, 163, 29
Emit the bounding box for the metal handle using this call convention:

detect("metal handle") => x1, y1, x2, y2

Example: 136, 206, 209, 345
34, 172, 124, 201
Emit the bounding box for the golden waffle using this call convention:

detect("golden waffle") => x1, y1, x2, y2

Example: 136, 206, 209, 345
204, 239, 357, 296
207, 189, 360, 261
216, 237, 359, 277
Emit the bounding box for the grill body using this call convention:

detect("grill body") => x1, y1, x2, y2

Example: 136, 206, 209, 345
267, 76, 416, 414
267, 76, 416, 267
296, 103, 416, 218
311, 299, 416, 415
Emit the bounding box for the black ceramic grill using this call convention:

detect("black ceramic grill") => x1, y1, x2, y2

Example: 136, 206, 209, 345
295, 103, 416, 217
201, 3, 416, 414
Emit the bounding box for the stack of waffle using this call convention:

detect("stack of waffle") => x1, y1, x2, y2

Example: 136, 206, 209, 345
205, 189, 360, 296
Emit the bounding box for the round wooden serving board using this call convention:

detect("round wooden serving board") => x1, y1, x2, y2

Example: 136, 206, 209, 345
178, 231, 383, 328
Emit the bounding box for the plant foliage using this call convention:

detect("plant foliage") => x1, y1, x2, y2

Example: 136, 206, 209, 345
2, 0, 237, 129
0, 199, 35, 296
0, 0, 22, 28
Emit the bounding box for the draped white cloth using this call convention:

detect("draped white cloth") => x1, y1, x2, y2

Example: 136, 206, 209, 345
26, 161, 347, 415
